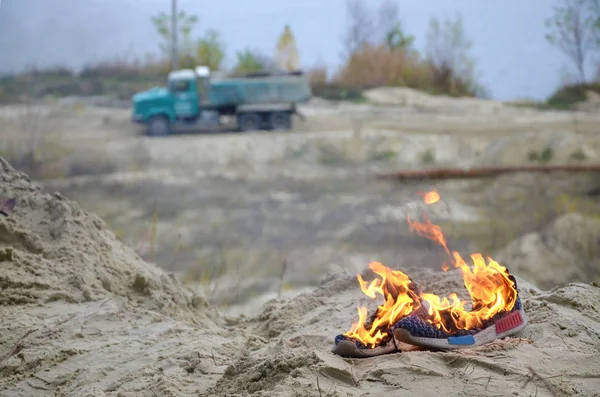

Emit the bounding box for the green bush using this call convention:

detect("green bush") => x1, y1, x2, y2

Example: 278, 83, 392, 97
569, 148, 587, 161
311, 84, 365, 102
546, 82, 600, 109
419, 148, 436, 165
528, 147, 554, 163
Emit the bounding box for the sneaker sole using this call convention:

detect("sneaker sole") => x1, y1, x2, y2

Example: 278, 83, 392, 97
331, 338, 400, 358
393, 307, 529, 350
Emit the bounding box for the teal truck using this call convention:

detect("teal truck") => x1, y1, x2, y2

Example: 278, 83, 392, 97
131, 66, 312, 135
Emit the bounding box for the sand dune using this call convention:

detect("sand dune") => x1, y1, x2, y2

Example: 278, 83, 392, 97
1, 155, 600, 397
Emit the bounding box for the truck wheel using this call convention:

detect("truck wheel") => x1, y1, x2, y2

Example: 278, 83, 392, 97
237, 112, 261, 132
147, 115, 170, 136
268, 111, 292, 131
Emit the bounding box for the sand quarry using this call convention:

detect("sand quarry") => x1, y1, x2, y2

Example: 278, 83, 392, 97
1, 89, 600, 396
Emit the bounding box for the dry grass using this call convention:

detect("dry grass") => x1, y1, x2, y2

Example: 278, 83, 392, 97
117, 209, 292, 308
79, 55, 168, 80
334, 44, 430, 90
0, 55, 167, 103
332, 44, 477, 97
314, 133, 400, 166
11, 101, 597, 307
0, 103, 66, 178
306, 67, 328, 91
443, 178, 600, 255
0, 103, 151, 180
1, 42, 480, 105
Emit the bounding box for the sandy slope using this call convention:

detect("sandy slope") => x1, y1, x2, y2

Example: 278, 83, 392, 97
1, 155, 600, 397
213, 271, 600, 397
496, 213, 600, 291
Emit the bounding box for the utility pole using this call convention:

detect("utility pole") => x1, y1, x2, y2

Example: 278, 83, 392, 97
171, 0, 178, 71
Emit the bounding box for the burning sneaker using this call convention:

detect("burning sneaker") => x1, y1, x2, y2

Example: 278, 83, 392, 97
331, 262, 422, 358
392, 276, 528, 350
332, 191, 529, 357
332, 260, 528, 357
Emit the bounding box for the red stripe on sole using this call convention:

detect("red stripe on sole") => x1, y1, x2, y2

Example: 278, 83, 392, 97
495, 310, 524, 334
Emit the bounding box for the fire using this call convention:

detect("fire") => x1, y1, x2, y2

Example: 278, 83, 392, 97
418, 189, 441, 204
344, 262, 420, 346
344, 191, 518, 348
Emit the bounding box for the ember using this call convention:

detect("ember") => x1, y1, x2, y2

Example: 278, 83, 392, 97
343, 191, 519, 349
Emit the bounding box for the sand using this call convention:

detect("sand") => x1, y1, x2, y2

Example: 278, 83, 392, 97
1, 155, 600, 397
496, 213, 600, 291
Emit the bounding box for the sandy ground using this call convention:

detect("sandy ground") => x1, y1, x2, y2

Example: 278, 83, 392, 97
1, 89, 600, 396
1, 94, 599, 291
1, 93, 599, 300
1, 157, 600, 397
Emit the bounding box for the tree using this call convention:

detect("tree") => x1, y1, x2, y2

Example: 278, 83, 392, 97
342, 0, 374, 58
151, 12, 172, 55
196, 29, 226, 71
385, 22, 415, 51
377, 0, 415, 51
593, 0, 600, 79
425, 15, 476, 96
545, 0, 598, 83
589, 0, 600, 39
377, 0, 399, 43
275, 25, 300, 71
233, 49, 275, 75
151, 10, 199, 67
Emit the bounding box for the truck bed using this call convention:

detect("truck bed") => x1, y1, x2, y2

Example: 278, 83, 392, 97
207, 74, 311, 108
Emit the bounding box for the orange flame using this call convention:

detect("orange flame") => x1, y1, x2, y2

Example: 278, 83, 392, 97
344, 262, 421, 346
344, 192, 518, 348
418, 190, 441, 204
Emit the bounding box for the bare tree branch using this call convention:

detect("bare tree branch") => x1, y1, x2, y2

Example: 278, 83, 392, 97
342, 0, 374, 59
377, 0, 399, 43
425, 15, 476, 95
546, 0, 598, 83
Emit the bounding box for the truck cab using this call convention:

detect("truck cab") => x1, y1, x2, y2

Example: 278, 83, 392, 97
132, 66, 311, 136
132, 67, 210, 136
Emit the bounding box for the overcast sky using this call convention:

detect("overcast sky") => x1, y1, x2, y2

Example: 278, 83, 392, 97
0, 0, 594, 100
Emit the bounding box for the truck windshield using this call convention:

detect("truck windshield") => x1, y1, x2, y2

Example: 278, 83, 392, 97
169, 80, 190, 93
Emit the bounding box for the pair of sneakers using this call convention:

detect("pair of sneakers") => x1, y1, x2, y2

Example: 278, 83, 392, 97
332, 276, 529, 358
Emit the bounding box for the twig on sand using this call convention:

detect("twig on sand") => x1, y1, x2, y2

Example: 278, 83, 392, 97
1, 312, 78, 364
278, 257, 288, 298
52, 313, 78, 328
525, 365, 559, 397
485, 374, 492, 390
0, 329, 37, 363
316, 375, 323, 397
99, 295, 115, 308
